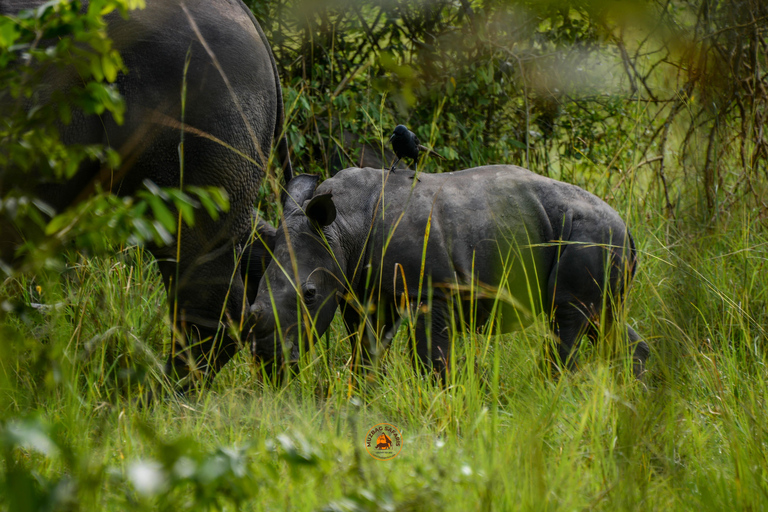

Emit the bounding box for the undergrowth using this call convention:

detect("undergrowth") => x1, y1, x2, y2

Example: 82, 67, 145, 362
2, 193, 767, 510
3, 1, 768, 510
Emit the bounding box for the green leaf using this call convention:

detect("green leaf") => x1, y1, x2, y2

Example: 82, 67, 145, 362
206, 187, 230, 213
152, 220, 174, 246
142, 179, 168, 201
45, 212, 72, 236
101, 53, 117, 82
188, 186, 221, 221
0, 18, 20, 47
146, 195, 176, 234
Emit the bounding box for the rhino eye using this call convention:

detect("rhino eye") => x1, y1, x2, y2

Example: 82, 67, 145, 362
302, 284, 317, 304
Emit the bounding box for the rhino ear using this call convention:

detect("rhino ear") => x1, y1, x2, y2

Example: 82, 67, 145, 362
283, 174, 321, 215
305, 193, 336, 227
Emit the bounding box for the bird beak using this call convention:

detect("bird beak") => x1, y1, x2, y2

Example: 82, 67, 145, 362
389, 133, 395, 142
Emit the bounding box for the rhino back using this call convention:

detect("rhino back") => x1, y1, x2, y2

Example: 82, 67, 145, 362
109, 0, 277, 240
319, 167, 551, 300
321, 166, 629, 307
3, 0, 279, 245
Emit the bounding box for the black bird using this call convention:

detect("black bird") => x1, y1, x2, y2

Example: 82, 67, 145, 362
389, 124, 442, 172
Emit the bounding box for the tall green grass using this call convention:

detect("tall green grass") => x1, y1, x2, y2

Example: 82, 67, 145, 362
3, 37, 768, 512
2, 174, 768, 510
4, 0, 768, 509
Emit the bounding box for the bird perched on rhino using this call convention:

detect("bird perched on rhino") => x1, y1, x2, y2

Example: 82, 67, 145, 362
389, 124, 443, 172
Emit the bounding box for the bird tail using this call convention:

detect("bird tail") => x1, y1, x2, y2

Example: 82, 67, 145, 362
417, 144, 445, 160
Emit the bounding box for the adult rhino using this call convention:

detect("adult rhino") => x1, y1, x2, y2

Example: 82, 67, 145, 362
249, 166, 649, 380
0, 0, 292, 389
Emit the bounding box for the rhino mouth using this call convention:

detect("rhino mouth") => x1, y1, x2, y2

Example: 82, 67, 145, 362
250, 323, 300, 364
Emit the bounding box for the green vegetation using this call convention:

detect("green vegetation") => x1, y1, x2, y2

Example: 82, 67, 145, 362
2, 0, 768, 510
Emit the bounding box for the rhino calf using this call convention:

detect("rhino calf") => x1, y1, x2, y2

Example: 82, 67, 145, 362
250, 166, 649, 380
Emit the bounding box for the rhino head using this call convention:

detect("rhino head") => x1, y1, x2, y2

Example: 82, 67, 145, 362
248, 174, 342, 375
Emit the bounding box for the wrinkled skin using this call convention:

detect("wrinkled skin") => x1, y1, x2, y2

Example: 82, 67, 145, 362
250, 166, 649, 380
1, 0, 292, 389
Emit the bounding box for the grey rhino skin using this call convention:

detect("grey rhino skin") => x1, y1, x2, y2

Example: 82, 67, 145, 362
250, 166, 649, 379
1, 0, 292, 387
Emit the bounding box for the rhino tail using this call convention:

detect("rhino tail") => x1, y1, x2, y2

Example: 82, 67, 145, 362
238, 0, 293, 185
627, 230, 638, 280
611, 229, 637, 304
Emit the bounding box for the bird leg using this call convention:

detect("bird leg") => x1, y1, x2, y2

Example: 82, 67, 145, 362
389, 157, 400, 172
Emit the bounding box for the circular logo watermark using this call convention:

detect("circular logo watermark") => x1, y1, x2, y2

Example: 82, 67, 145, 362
364, 423, 403, 460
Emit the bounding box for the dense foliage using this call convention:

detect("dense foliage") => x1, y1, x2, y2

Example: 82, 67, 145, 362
0, 0, 228, 276
1, 0, 768, 510
252, 0, 768, 220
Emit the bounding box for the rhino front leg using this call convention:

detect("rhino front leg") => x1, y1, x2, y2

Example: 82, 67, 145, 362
341, 302, 368, 371
156, 241, 247, 391
411, 301, 452, 382
343, 300, 402, 377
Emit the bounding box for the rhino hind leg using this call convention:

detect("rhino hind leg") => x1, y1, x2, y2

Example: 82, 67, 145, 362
549, 306, 593, 373
547, 238, 648, 377
627, 325, 650, 377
